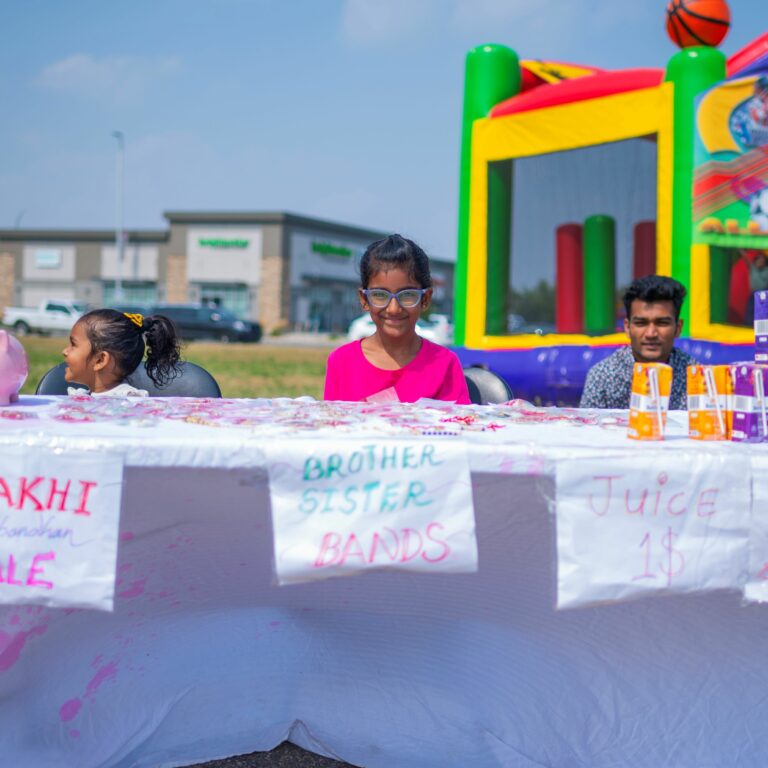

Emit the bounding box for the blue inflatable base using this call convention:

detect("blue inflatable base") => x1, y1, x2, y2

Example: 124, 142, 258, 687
453, 339, 755, 406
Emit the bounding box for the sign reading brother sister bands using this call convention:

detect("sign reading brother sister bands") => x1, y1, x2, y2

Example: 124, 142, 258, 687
556, 453, 750, 609
267, 439, 477, 585
0, 447, 124, 611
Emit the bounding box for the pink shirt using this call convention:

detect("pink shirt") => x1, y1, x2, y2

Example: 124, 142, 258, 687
324, 339, 471, 404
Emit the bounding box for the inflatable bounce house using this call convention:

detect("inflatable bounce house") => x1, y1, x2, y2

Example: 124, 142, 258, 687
452, 0, 768, 404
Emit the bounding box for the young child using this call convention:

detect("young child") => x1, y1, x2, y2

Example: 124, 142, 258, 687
63, 309, 181, 396
324, 234, 471, 404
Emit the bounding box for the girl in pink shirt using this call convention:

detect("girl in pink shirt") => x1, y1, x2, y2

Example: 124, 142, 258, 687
324, 234, 471, 404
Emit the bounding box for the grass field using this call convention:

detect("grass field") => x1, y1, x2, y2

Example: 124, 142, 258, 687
19, 336, 332, 399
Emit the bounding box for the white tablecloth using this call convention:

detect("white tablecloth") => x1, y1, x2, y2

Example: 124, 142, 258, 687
2, 396, 768, 768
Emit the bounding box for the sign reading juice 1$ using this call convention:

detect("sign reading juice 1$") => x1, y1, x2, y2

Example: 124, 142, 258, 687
266, 439, 477, 585
555, 452, 750, 609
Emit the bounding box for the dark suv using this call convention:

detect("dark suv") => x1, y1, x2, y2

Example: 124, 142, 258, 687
149, 304, 262, 343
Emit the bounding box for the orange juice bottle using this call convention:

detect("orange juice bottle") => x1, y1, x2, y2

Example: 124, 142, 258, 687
628, 362, 673, 440
687, 364, 732, 440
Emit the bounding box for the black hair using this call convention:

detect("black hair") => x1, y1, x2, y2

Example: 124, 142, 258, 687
623, 275, 687, 321
359, 234, 432, 289
78, 309, 181, 386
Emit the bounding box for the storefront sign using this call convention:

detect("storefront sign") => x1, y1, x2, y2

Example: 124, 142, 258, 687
198, 238, 249, 248
311, 241, 352, 257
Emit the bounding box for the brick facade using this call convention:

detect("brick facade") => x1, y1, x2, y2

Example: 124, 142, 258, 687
164, 255, 188, 303
0, 253, 14, 315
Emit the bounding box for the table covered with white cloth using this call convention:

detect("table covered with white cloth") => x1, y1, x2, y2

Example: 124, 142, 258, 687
1, 394, 768, 768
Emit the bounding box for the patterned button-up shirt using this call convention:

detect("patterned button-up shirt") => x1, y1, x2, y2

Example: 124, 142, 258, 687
579, 345, 696, 410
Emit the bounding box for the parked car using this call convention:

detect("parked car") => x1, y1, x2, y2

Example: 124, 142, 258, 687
2, 299, 88, 336
149, 303, 262, 343
347, 313, 453, 345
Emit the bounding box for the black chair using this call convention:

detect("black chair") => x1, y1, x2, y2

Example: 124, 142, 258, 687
463, 365, 514, 405
35, 361, 222, 397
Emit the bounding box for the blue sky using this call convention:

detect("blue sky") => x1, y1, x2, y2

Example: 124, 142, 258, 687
2, 0, 765, 260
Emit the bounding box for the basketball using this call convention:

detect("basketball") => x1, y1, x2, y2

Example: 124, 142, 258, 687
666, 0, 730, 49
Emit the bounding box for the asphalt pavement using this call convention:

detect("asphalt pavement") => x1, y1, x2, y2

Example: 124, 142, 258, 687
186, 742, 358, 768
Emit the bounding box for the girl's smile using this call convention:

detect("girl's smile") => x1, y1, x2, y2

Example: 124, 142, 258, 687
360, 267, 431, 344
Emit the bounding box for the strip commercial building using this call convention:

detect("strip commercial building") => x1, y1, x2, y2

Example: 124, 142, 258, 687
0, 211, 454, 334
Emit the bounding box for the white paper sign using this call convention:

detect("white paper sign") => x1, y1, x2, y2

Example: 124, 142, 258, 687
267, 438, 477, 585
0, 447, 124, 611
556, 453, 750, 609
744, 456, 768, 603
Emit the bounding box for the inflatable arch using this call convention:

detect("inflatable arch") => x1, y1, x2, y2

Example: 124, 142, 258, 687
453, 29, 768, 404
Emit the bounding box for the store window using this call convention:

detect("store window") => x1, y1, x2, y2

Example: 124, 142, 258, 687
102, 281, 158, 308
198, 283, 249, 318
35, 248, 62, 269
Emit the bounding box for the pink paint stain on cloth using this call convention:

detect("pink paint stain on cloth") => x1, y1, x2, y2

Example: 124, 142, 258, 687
117, 578, 146, 599
59, 661, 119, 724
0, 626, 47, 672
85, 661, 118, 699
59, 698, 82, 723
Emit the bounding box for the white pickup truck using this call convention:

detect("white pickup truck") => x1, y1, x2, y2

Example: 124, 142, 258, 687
2, 300, 88, 336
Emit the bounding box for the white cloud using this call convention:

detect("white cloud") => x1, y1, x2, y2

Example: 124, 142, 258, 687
340, 0, 441, 45
33, 54, 181, 105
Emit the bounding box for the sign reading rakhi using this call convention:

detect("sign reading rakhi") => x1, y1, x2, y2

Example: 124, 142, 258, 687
267, 439, 477, 585
0, 447, 124, 611
555, 453, 750, 609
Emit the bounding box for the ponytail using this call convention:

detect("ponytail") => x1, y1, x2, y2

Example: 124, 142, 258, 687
142, 314, 181, 386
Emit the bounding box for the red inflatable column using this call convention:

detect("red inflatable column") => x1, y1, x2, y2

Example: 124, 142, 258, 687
556, 223, 583, 333
633, 221, 656, 279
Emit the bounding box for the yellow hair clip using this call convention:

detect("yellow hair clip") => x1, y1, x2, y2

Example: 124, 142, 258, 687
123, 312, 144, 328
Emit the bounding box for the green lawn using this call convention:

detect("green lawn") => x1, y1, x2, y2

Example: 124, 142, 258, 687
19, 336, 331, 399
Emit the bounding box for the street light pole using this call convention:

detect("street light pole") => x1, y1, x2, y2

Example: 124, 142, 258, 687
112, 130, 125, 301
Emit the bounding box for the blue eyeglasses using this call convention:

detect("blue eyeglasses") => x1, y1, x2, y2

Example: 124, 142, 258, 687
362, 288, 427, 308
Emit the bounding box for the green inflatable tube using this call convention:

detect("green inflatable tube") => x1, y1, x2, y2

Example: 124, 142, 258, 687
709, 246, 731, 324
664, 46, 726, 333
583, 215, 616, 334
455, 44, 520, 344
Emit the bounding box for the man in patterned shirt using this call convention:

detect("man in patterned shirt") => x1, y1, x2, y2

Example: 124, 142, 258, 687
579, 275, 696, 409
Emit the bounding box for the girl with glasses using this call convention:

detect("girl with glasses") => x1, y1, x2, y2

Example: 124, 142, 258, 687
324, 234, 470, 403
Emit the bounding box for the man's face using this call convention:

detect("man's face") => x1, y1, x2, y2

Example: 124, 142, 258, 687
623, 299, 682, 364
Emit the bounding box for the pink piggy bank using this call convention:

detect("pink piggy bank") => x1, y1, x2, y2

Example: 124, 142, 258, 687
0, 330, 28, 405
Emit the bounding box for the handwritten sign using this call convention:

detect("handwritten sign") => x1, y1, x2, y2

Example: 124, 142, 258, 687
0, 447, 124, 611
556, 453, 750, 608
267, 439, 477, 585
744, 457, 768, 603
